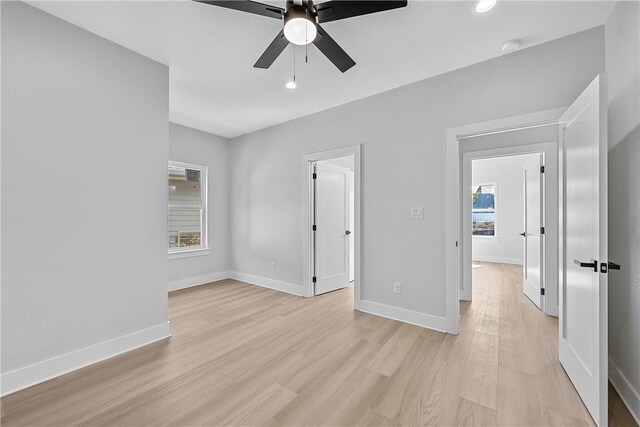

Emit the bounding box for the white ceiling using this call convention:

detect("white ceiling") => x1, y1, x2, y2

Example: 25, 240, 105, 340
28, 0, 615, 138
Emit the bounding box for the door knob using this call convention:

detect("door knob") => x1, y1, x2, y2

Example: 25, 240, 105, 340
574, 259, 598, 272
519, 232, 526, 237
345, 230, 351, 235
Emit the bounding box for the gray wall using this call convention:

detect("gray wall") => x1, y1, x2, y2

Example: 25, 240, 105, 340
230, 27, 606, 317
1, 1, 169, 373
168, 123, 231, 290
606, 0, 640, 420
472, 154, 539, 265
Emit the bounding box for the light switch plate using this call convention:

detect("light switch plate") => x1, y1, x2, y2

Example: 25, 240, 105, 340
410, 207, 424, 219
393, 282, 402, 294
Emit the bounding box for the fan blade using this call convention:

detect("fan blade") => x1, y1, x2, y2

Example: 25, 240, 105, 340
193, 1, 284, 19
254, 29, 289, 69
312, 25, 355, 73
314, 1, 407, 23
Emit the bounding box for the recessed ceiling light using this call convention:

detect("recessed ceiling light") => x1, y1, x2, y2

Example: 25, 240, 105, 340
285, 81, 297, 90
475, 0, 496, 14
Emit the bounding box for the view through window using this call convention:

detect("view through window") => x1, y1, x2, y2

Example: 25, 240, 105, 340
168, 161, 207, 252
472, 183, 496, 236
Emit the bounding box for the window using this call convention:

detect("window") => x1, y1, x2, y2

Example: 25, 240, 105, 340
168, 161, 207, 254
472, 183, 496, 236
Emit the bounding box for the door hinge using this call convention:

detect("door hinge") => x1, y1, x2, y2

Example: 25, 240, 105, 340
312, 224, 316, 231
312, 172, 317, 179
540, 226, 545, 235
540, 288, 545, 296
312, 276, 317, 283
540, 165, 545, 173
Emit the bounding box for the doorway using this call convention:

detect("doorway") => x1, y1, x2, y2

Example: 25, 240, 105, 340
302, 145, 362, 307
446, 76, 611, 425
459, 127, 559, 317
470, 153, 546, 310
313, 155, 355, 295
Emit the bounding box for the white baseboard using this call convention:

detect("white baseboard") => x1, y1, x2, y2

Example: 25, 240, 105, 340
168, 270, 303, 296
229, 275, 450, 333
229, 272, 303, 296
472, 256, 523, 265
609, 357, 640, 425
169, 271, 232, 292
358, 299, 450, 333
1, 322, 171, 397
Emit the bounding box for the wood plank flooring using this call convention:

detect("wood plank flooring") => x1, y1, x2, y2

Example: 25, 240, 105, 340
2, 262, 637, 426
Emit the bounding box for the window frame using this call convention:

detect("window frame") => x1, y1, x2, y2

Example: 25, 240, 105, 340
168, 160, 209, 258
471, 182, 498, 239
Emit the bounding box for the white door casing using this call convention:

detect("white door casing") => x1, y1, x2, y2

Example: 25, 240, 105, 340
447, 108, 565, 334
559, 74, 608, 426
523, 155, 544, 309
313, 161, 351, 295
349, 170, 355, 282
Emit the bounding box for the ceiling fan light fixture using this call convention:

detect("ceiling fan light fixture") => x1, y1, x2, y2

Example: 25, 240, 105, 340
283, 6, 317, 45
475, 0, 496, 14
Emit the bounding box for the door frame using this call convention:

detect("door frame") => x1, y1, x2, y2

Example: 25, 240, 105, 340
445, 108, 565, 333
302, 145, 362, 309
463, 145, 553, 312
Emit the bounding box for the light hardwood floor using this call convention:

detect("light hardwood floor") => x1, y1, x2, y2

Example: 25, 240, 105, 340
2, 262, 637, 426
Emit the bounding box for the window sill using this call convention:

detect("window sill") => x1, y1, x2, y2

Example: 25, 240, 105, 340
168, 248, 210, 260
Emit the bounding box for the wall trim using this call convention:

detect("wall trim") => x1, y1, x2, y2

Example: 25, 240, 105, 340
1, 322, 172, 397
358, 300, 449, 333
609, 357, 640, 424
302, 145, 363, 306
471, 256, 523, 265
168, 271, 232, 292
229, 272, 304, 296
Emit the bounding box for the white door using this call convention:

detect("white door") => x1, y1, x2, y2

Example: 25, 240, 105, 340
313, 161, 351, 295
559, 74, 608, 426
523, 155, 544, 309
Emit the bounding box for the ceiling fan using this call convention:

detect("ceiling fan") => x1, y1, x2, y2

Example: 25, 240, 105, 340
194, 0, 408, 73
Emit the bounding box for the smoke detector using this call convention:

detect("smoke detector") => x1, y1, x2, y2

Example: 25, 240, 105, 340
502, 39, 521, 55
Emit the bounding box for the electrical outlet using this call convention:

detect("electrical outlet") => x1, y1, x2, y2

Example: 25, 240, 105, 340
270, 262, 276, 271
393, 282, 402, 294
410, 207, 424, 219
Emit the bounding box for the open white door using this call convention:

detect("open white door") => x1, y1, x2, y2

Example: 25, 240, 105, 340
523, 155, 544, 309
559, 74, 608, 426
313, 161, 351, 295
